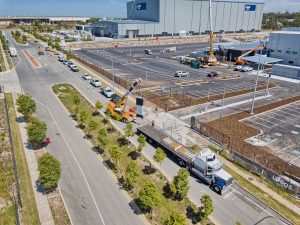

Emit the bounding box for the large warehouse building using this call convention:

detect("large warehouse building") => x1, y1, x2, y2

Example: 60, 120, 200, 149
91, 0, 265, 38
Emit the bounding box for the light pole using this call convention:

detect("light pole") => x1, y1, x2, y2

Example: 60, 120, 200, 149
222, 87, 225, 106
250, 42, 264, 114
145, 65, 148, 87
265, 74, 271, 96
111, 55, 115, 92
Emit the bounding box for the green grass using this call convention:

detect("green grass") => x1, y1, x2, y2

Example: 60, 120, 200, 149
0, 205, 16, 225
0, 45, 6, 72
225, 166, 300, 225
5, 93, 41, 225
52, 84, 204, 225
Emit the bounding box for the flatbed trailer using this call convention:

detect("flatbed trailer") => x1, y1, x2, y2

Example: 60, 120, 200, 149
137, 125, 234, 194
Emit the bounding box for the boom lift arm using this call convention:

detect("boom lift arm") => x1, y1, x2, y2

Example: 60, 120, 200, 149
236, 44, 263, 65
115, 78, 142, 108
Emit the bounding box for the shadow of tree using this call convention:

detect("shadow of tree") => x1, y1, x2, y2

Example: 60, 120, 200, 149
142, 165, 156, 175
186, 205, 201, 224
117, 137, 127, 146
103, 159, 116, 171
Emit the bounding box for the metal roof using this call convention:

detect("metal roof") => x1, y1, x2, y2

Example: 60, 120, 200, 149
243, 55, 283, 65
93, 20, 158, 26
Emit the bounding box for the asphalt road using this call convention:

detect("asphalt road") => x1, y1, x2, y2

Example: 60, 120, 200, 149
7, 32, 144, 225
8, 32, 294, 225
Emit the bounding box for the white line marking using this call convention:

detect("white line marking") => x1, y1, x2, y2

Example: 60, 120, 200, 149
33, 99, 106, 225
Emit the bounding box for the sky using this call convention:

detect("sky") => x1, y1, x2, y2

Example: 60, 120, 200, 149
0, 0, 299, 17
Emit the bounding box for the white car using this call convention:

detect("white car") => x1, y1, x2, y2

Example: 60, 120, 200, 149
241, 66, 253, 72
90, 78, 101, 87
101, 87, 114, 98
82, 73, 91, 80
233, 65, 243, 71
175, 71, 189, 77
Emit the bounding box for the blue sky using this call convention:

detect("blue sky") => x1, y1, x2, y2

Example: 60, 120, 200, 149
0, 0, 299, 17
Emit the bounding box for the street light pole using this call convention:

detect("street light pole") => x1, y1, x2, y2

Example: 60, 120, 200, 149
111, 55, 115, 92
250, 44, 264, 114
222, 87, 225, 106
145, 66, 148, 87
265, 74, 271, 96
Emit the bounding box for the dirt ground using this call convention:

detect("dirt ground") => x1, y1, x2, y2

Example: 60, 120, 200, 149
47, 193, 71, 225
203, 95, 300, 177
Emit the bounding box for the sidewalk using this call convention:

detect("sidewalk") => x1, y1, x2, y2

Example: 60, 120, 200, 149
12, 92, 55, 225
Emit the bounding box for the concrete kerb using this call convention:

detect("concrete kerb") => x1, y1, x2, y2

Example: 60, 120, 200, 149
52, 82, 219, 225
50, 83, 151, 225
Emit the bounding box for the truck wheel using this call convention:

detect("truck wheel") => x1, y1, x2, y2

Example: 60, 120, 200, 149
213, 185, 221, 194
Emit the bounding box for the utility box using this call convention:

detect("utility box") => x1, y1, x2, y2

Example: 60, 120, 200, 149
136, 96, 144, 118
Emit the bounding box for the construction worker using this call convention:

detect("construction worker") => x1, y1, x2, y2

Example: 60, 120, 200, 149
151, 120, 155, 127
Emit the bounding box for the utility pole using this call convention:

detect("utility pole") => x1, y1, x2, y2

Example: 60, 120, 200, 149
265, 74, 271, 96
208, 88, 211, 101
250, 43, 264, 114
222, 87, 225, 106
145, 65, 148, 87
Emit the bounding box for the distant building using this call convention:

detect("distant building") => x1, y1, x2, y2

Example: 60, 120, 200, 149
0, 16, 90, 25
89, 0, 265, 38
267, 31, 300, 66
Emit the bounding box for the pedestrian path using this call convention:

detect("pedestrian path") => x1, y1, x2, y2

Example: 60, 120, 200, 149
0, 41, 10, 71
12, 92, 55, 225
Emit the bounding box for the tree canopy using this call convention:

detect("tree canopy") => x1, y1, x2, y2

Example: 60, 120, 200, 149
164, 210, 187, 225
16, 94, 36, 120
26, 117, 47, 147
169, 168, 190, 200
138, 182, 161, 212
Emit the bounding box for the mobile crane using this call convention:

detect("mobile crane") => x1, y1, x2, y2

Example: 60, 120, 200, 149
235, 44, 263, 65
106, 78, 141, 122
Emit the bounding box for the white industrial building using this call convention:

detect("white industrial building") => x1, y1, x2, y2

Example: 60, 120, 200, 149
90, 0, 265, 38
267, 31, 300, 66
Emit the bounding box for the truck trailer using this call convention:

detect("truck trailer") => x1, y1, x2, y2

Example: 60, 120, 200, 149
137, 125, 234, 194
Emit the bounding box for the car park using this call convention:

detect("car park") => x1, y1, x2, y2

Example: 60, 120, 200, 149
70, 65, 79, 72
101, 87, 114, 98
111, 94, 121, 103
207, 71, 221, 78
90, 78, 101, 87
175, 71, 189, 77
82, 73, 92, 80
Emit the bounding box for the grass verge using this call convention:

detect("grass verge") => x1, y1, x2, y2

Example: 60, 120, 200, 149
225, 166, 300, 225
48, 194, 71, 225
5, 93, 41, 225
52, 83, 207, 225
0, 99, 15, 224
0, 44, 6, 71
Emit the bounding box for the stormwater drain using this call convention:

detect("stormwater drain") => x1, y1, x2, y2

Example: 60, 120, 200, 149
291, 131, 299, 135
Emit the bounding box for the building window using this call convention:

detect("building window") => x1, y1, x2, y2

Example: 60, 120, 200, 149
286, 51, 291, 54
292, 51, 298, 55
288, 61, 294, 64
277, 50, 282, 53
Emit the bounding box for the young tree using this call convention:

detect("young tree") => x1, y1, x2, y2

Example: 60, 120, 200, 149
26, 117, 47, 148
108, 145, 122, 167
125, 122, 134, 144
87, 119, 98, 137
16, 94, 36, 120
38, 153, 61, 190
169, 168, 190, 200
22, 35, 27, 43
78, 110, 88, 127
95, 100, 103, 110
66, 51, 74, 60
97, 128, 108, 149
199, 194, 213, 221
124, 161, 141, 190
138, 182, 161, 213
164, 210, 187, 225
72, 106, 80, 119
153, 147, 166, 175
137, 134, 146, 153
73, 94, 80, 105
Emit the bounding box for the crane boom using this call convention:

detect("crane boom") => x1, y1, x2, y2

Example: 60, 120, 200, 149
116, 78, 141, 107
236, 44, 263, 65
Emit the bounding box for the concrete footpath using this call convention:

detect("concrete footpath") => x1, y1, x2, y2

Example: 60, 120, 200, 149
12, 92, 55, 225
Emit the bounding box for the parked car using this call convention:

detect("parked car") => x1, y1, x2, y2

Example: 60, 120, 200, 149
144, 49, 152, 55
241, 66, 253, 72
58, 55, 64, 61
82, 73, 91, 80
101, 87, 114, 98
63, 60, 69, 65
175, 71, 189, 77
70, 65, 79, 72
68, 61, 74, 67
38, 50, 44, 55
45, 46, 50, 51
233, 65, 243, 71
111, 94, 121, 103
90, 78, 101, 87
207, 71, 221, 78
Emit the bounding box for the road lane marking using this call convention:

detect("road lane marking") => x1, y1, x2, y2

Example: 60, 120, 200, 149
33, 99, 107, 225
